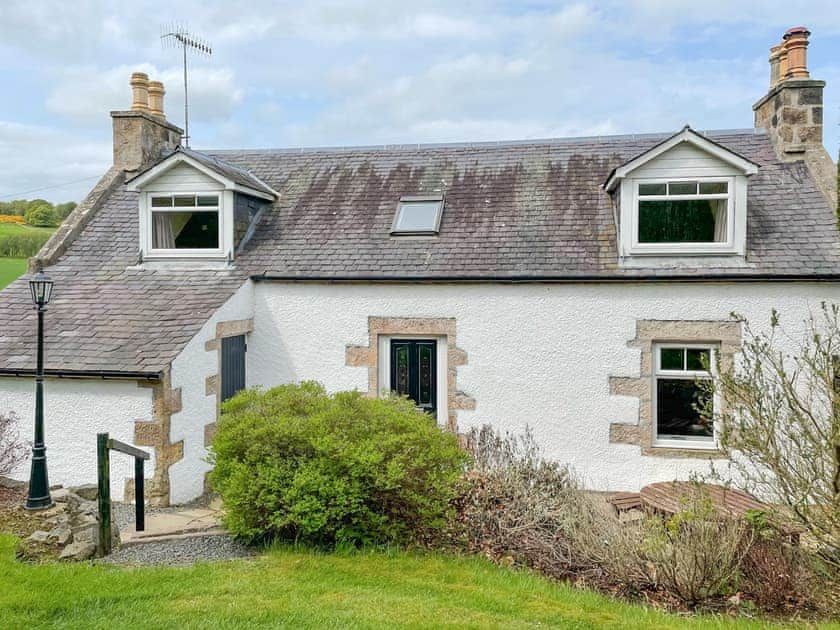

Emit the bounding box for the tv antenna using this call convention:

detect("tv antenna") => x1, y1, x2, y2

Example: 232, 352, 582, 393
161, 24, 212, 148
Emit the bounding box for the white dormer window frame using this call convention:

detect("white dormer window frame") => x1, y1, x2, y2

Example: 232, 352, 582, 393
128, 149, 277, 262
142, 192, 227, 259
628, 176, 738, 256
605, 127, 758, 260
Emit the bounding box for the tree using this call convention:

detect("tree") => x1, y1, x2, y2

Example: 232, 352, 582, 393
54, 202, 77, 220
707, 304, 840, 568
23, 204, 57, 227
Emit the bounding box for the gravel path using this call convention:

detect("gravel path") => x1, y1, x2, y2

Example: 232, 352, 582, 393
98, 533, 254, 566
104, 496, 254, 566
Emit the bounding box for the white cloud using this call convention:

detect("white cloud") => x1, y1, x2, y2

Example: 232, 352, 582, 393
0, 121, 110, 203
45, 63, 243, 126
1, 0, 838, 202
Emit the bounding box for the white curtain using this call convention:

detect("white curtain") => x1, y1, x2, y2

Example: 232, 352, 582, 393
712, 201, 727, 242
153, 213, 175, 249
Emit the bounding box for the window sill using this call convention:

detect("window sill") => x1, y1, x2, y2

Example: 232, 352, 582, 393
619, 254, 748, 269
643, 442, 727, 459
132, 257, 232, 271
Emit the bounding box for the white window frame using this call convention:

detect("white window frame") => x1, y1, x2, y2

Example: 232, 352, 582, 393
377, 334, 448, 426
141, 191, 227, 259
629, 176, 736, 256
652, 342, 718, 450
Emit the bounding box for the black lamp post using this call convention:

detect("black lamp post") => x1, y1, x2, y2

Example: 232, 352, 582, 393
25, 271, 54, 511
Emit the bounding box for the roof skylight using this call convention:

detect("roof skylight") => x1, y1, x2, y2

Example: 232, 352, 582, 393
391, 196, 444, 235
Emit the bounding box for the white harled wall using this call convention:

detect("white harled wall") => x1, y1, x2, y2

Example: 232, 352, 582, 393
1, 378, 154, 500
5, 280, 837, 504
167, 280, 254, 504
247, 281, 840, 492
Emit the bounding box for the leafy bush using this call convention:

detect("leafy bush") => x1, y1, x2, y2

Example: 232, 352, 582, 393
209, 381, 467, 547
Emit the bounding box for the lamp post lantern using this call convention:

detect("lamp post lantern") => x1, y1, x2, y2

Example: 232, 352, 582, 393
25, 271, 54, 510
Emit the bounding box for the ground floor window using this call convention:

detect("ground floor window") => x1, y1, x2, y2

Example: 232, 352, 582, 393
389, 339, 437, 415
653, 344, 716, 447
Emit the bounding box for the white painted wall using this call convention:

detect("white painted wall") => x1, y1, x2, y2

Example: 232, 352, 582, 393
1, 378, 154, 500
167, 280, 254, 504
5, 279, 836, 505
248, 281, 840, 492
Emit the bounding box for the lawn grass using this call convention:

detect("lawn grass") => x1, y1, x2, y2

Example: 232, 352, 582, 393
0, 258, 27, 289
0, 536, 832, 629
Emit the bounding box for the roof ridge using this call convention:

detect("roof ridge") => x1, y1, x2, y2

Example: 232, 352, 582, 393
199, 128, 766, 155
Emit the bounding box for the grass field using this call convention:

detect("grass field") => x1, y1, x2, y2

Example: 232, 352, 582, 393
0, 258, 27, 289
0, 536, 832, 629
0, 221, 55, 289
0, 222, 56, 237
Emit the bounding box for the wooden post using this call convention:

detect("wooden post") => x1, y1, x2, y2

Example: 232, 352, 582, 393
96, 432, 111, 556
134, 457, 145, 532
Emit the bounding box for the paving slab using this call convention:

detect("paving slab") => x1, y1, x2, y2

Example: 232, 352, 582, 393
120, 506, 224, 545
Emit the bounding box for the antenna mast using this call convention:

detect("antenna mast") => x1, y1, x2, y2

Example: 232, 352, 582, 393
161, 24, 212, 148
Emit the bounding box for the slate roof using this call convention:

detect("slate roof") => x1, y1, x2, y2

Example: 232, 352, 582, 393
1, 128, 838, 376
214, 128, 840, 278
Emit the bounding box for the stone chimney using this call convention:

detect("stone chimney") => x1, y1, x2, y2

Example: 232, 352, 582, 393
111, 72, 182, 174
753, 27, 836, 208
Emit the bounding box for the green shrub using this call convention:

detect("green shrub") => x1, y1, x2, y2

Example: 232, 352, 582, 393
209, 381, 467, 547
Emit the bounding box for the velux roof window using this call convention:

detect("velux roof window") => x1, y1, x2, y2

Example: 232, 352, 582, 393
391, 196, 444, 235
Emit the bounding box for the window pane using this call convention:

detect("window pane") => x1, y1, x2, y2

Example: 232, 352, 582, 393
686, 348, 711, 371
197, 195, 219, 207
638, 183, 666, 196
638, 199, 726, 243
173, 195, 197, 207
418, 344, 433, 406
699, 181, 728, 194
660, 348, 684, 370
657, 378, 713, 440
394, 201, 441, 232
151, 197, 173, 207
668, 181, 698, 195
394, 345, 409, 396
151, 211, 219, 249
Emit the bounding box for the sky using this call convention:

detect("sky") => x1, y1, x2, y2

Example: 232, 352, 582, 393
0, 1, 838, 204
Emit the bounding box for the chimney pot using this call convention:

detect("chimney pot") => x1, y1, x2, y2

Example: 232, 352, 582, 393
768, 44, 782, 88
782, 26, 810, 80
130, 72, 150, 112
148, 80, 165, 119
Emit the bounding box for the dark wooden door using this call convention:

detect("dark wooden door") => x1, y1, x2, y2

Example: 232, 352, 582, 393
221, 335, 246, 402
390, 339, 437, 414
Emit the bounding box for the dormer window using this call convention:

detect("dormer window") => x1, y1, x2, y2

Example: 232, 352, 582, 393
127, 147, 277, 262
150, 194, 220, 252
391, 196, 444, 235
604, 127, 759, 261
636, 179, 731, 245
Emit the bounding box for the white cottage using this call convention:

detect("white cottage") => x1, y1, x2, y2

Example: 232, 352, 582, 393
1, 28, 837, 505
